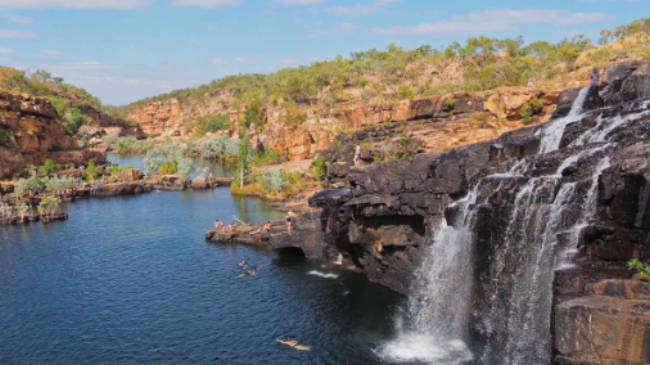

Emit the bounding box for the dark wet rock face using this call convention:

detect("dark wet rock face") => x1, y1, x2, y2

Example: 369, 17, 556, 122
311, 61, 650, 365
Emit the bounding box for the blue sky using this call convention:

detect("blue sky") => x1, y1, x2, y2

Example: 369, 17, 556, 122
0, 0, 646, 105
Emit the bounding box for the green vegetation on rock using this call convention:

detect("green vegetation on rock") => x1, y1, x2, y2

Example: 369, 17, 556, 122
84, 161, 99, 182
39, 159, 60, 175
0, 129, 12, 146
192, 114, 231, 137
628, 258, 650, 277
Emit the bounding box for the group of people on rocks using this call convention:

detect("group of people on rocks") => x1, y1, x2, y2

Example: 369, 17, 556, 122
213, 210, 298, 236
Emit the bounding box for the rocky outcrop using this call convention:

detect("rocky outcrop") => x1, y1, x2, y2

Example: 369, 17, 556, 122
310, 60, 650, 364
0, 92, 105, 178
205, 213, 327, 259
554, 276, 650, 365
79, 105, 145, 138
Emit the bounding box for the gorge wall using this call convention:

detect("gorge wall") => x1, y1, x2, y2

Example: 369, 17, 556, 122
127, 86, 567, 162
0, 92, 105, 178
310, 61, 650, 364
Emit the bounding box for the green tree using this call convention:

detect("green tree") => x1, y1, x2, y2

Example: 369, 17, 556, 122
63, 108, 87, 136
84, 161, 99, 182
39, 159, 59, 175
237, 130, 251, 189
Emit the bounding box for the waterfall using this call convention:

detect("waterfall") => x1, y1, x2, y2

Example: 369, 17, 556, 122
538, 87, 590, 153
377, 186, 478, 364
376, 84, 626, 365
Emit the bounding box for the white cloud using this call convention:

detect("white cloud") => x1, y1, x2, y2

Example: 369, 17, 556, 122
172, 0, 239, 8
326, 0, 398, 16
275, 0, 325, 5
0, 0, 147, 9
0, 47, 14, 54
6, 15, 34, 24
373, 9, 611, 36
0, 29, 34, 38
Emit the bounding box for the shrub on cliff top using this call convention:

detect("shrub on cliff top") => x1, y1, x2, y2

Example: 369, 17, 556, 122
63, 108, 88, 136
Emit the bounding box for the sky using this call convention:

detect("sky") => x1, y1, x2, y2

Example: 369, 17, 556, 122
0, 0, 646, 105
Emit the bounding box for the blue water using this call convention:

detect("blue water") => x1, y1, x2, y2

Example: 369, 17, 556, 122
0, 189, 400, 364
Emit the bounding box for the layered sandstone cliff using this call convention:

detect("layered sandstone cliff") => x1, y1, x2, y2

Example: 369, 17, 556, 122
128, 86, 567, 162
0, 92, 105, 178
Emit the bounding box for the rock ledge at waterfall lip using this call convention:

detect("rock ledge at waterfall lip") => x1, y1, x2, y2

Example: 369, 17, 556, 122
205, 213, 327, 259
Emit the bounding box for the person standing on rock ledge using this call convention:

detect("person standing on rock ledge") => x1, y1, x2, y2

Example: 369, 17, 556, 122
285, 210, 296, 234
591, 68, 600, 87
353, 145, 361, 167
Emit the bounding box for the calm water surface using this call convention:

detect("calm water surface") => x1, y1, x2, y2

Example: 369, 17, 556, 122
107, 154, 236, 178
0, 188, 401, 364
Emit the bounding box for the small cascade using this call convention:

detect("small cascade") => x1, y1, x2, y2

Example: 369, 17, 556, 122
538, 87, 590, 153
556, 156, 612, 268
574, 107, 650, 146
377, 186, 479, 364
479, 152, 611, 364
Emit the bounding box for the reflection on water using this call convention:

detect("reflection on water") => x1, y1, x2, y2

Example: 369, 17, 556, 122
107, 154, 237, 178
0, 188, 401, 364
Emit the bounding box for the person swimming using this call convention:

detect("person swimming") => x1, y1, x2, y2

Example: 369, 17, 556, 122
277, 338, 311, 351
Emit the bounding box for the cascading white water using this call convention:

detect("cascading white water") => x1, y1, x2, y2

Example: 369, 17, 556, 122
556, 156, 612, 269
378, 84, 628, 365
377, 187, 479, 364
538, 87, 590, 153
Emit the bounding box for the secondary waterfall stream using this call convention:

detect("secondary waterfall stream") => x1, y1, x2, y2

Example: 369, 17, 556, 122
379, 87, 627, 365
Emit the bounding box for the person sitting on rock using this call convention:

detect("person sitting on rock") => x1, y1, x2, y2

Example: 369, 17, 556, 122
262, 221, 272, 233
285, 210, 296, 234
214, 219, 225, 231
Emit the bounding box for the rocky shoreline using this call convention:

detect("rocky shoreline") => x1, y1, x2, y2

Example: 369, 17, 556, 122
0, 174, 232, 225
